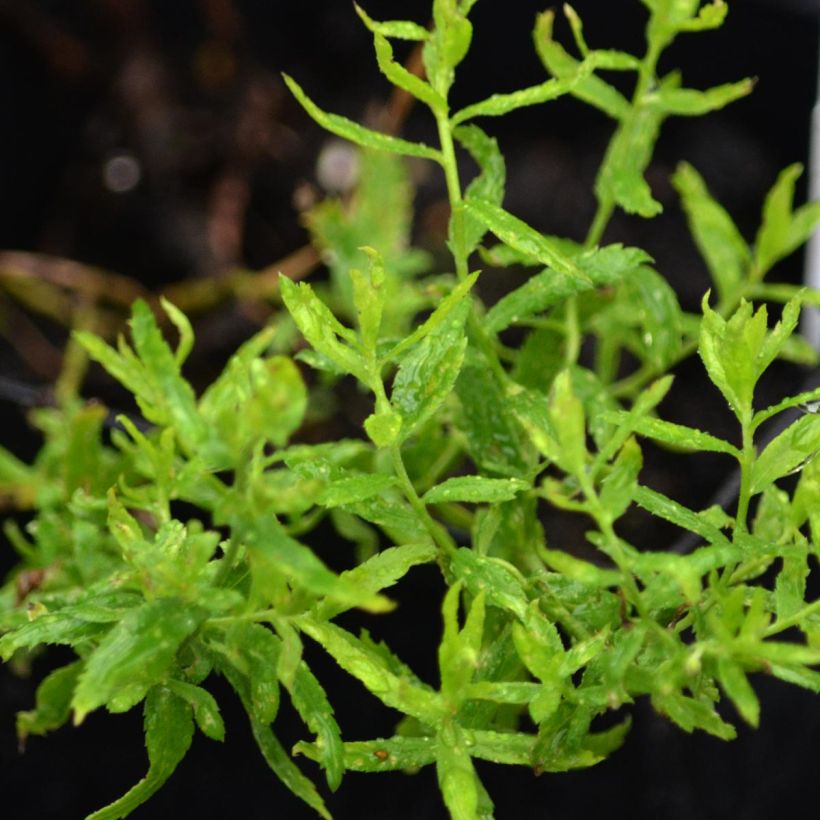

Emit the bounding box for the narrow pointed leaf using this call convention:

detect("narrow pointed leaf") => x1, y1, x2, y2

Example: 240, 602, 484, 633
283, 74, 441, 161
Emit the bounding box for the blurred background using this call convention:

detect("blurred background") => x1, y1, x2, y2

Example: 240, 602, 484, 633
0, 1, 819, 817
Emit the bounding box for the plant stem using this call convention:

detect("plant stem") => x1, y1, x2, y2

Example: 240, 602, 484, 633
585, 199, 614, 249
391, 442, 457, 556
435, 111, 468, 283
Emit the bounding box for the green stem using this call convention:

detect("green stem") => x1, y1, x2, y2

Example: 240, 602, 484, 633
435, 111, 468, 283
765, 597, 820, 637
585, 199, 614, 249
734, 419, 755, 534
391, 442, 457, 556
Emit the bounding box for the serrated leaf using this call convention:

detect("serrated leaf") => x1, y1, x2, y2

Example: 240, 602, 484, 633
439, 583, 485, 701
599, 437, 642, 522
633, 485, 731, 546
423, 476, 528, 505
315, 542, 437, 620
250, 717, 332, 820
385, 271, 479, 361
165, 679, 225, 741
317, 473, 399, 508
455, 125, 506, 256
716, 657, 760, 727
464, 199, 591, 282
86, 686, 195, 820
391, 301, 469, 442
288, 661, 344, 791
652, 692, 736, 740
752, 414, 820, 495
436, 721, 481, 820
238, 514, 392, 614
451, 548, 529, 620
652, 79, 753, 116
279, 276, 370, 385
372, 32, 445, 111
533, 10, 632, 120
548, 370, 587, 476
354, 5, 430, 41
595, 105, 664, 217
424, 0, 473, 96
755, 163, 820, 277
485, 245, 648, 334
455, 349, 529, 476
298, 735, 437, 773
17, 661, 82, 743
602, 410, 740, 456
673, 161, 750, 298
451, 73, 585, 126
0, 612, 109, 661
71, 598, 206, 723
296, 617, 445, 723
283, 74, 441, 161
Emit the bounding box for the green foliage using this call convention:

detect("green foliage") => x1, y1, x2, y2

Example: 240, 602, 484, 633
2, 2, 820, 819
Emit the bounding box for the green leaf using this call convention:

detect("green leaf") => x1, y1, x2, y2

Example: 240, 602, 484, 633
699, 297, 774, 422
716, 657, 760, 727
386, 271, 479, 361
464, 199, 591, 282
315, 542, 437, 620
652, 79, 753, 116
283, 74, 441, 161
451, 548, 529, 620
451, 73, 586, 126
548, 370, 587, 476
298, 734, 437, 773
439, 583, 485, 702
455, 125, 506, 256
455, 349, 529, 476
755, 164, 820, 277
595, 105, 665, 217
71, 598, 206, 723
296, 617, 445, 723
652, 692, 736, 740
673, 162, 751, 300
353, 5, 430, 41
250, 717, 332, 820
237, 514, 393, 614
599, 437, 642, 522
76, 300, 206, 448
602, 411, 740, 457
288, 661, 345, 791
279, 276, 370, 385
436, 721, 481, 820
165, 679, 225, 741
752, 415, 820, 495
485, 245, 648, 333
317, 473, 399, 508
633, 485, 731, 547
775, 548, 810, 621
351, 247, 386, 352
423, 476, 528, 505
391, 300, 469, 442
17, 661, 82, 743
424, 0, 473, 96
372, 32, 445, 111
533, 10, 632, 120
364, 410, 403, 448
87, 686, 195, 820
159, 296, 194, 367
0, 611, 109, 661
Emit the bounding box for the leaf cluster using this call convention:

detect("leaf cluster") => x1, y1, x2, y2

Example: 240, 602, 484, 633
2, 2, 820, 818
